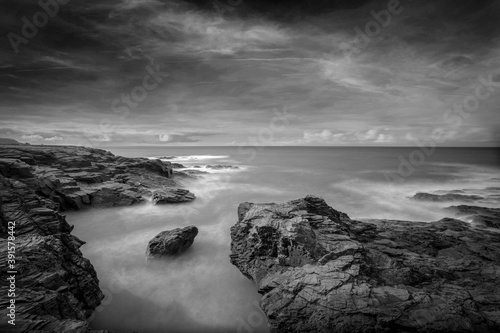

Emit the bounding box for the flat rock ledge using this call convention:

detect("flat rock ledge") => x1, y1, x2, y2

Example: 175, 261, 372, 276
0, 144, 176, 211
230, 195, 500, 333
147, 226, 198, 257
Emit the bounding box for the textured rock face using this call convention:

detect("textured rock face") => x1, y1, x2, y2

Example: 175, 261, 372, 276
0, 145, 175, 211
447, 205, 500, 229
152, 189, 196, 204
0, 144, 183, 332
0, 174, 104, 332
147, 226, 198, 257
230, 196, 500, 333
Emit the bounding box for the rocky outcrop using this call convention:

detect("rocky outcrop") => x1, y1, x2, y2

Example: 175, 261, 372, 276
447, 205, 500, 229
0, 158, 33, 178
230, 196, 500, 333
0, 145, 176, 211
412, 192, 483, 202
152, 189, 196, 204
0, 144, 190, 332
146, 226, 198, 257
0, 174, 104, 332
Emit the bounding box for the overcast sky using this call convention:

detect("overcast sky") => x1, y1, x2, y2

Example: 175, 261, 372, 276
1, 0, 499, 146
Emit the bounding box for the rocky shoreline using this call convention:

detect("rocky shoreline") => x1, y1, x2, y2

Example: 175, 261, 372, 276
230, 196, 500, 333
1, 144, 499, 332
0, 144, 193, 332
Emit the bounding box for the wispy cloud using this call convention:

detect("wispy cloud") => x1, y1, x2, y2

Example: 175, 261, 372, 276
0, 0, 499, 146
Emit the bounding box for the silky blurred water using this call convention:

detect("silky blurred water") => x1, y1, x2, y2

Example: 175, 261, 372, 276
68, 146, 500, 333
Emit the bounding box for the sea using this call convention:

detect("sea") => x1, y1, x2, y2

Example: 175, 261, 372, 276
67, 146, 500, 333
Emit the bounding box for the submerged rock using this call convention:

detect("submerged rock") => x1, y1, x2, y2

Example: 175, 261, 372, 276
152, 188, 196, 204
230, 196, 500, 333
147, 226, 198, 257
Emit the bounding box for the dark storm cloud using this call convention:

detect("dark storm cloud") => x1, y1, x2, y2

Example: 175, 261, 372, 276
1, 0, 499, 146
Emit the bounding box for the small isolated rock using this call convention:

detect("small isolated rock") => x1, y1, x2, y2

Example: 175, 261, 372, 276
152, 188, 195, 204
147, 226, 198, 257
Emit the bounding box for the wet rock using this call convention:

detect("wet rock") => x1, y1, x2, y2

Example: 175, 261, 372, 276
0, 145, 179, 211
152, 189, 196, 204
147, 226, 198, 257
0, 174, 104, 331
0, 144, 192, 332
447, 205, 500, 229
230, 196, 500, 333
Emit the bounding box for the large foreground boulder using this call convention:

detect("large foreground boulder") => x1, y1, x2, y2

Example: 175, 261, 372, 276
230, 196, 500, 333
147, 226, 198, 257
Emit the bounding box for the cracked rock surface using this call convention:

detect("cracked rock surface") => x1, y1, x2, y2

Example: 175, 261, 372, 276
230, 196, 500, 333
0, 144, 184, 332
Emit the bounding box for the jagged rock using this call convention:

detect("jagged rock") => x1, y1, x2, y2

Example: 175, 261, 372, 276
66, 171, 110, 183
412, 192, 483, 202
90, 187, 143, 208
0, 174, 104, 332
146, 226, 198, 257
0, 158, 33, 178
152, 189, 195, 204
0, 144, 194, 332
58, 156, 93, 168
230, 196, 500, 333
0, 145, 178, 211
447, 205, 500, 228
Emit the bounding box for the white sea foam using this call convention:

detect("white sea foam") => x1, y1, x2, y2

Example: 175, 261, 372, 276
155, 155, 231, 162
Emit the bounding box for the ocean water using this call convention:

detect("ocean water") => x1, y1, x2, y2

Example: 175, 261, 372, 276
68, 147, 500, 333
